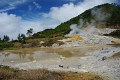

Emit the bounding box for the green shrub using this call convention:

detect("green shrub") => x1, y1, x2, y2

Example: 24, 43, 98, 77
0, 42, 14, 49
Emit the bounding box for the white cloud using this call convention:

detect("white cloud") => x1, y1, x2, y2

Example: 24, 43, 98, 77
0, 0, 118, 40
63, 0, 77, 1
33, 1, 41, 9
28, 5, 33, 11
0, 6, 16, 12
0, 0, 28, 6
43, 0, 117, 23
0, 12, 59, 39
20, 20, 59, 35
0, 0, 28, 12
28, 1, 41, 11
0, 13, 21, 39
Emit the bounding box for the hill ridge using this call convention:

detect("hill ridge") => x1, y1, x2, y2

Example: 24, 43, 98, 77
33, 3, 120, 38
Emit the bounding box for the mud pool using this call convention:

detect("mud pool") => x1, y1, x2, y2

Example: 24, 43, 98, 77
0, 46, 100, 65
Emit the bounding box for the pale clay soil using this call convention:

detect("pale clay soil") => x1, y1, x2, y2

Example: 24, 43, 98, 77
0, 29, 120, 80
0, 44, 120, 80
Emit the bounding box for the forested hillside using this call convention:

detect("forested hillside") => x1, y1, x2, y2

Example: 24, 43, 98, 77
33, 3, 120, 38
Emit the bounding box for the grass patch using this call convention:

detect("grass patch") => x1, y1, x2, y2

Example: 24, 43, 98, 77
0, 66, 106, 80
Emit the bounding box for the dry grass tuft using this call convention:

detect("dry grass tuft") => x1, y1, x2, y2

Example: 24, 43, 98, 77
62, 72, 104, 80
0, 66, 106, 80
110, 52, 120, 58
0, 66, 18, 80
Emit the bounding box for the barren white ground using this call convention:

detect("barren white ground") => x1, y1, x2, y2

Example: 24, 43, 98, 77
0, 28, 120, 80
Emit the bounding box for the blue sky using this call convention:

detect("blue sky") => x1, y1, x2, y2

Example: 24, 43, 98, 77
0, 0, 119, 39
0, 0, 81, 21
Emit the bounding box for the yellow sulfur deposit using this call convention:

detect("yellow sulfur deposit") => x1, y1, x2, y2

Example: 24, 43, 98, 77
69, 35, 84, 40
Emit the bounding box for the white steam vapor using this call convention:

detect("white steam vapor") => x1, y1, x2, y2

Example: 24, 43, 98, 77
0, 0, 117, 40
91, 8, 111, 22
67, 8, 111, 36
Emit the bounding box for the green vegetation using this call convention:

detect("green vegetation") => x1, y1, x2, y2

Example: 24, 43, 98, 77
0, 65, 105, 80
27, 28, 33, 37
0, 42, 14, 50
33, 3, 120, 38
1, 3, 120, 49
0, 35, 14, 50
2, 35, 10, 42
0, 28, 33, 50
18, 33, 26, 42
104, 30, 120, 38
106, 3, 120, 27
0, 3, 120, 80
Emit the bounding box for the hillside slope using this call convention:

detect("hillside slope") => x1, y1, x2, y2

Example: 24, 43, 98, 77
33, 3, 120, 38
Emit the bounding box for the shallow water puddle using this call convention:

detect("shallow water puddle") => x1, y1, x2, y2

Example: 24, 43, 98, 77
0, 47, 72, 64
0, 47, 99, 65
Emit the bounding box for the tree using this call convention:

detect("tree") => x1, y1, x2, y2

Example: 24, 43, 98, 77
18, 33, 22, 41
27, 28, 33, 37
0, 37, 1, 41
0, 38, 2, 43
21, 33, 26, 40
3, 35, 9, 42
18, 33, 26, 41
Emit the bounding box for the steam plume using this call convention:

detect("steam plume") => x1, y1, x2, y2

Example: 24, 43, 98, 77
67, 8, 111, 36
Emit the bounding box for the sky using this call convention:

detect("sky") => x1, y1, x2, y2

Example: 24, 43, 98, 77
0, 0, 119, 40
